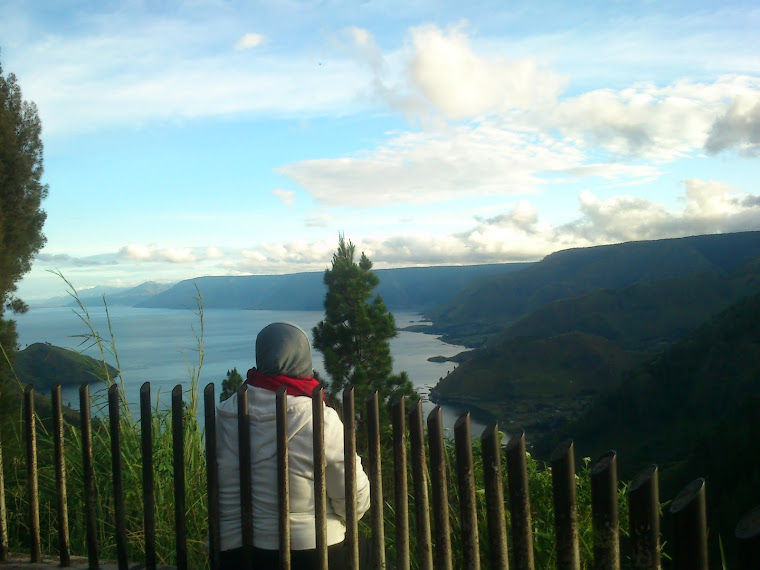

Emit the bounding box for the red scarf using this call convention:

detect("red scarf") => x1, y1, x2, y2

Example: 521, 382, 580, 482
245, 368, 325, 401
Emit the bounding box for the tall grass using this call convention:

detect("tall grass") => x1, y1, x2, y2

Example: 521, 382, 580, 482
1, 278, 641, 568
1, 276, 210, 566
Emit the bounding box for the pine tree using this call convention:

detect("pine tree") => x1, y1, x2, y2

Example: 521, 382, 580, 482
0, 52, 48, 378
220, 367, 243, 402
313, 236, 417, 424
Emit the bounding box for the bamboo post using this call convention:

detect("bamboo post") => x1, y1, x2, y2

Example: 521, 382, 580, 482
172, 385, 188, 570
312, 386, 328, 570
454, 413, 480, 569
628, 465, 659, 570
79, 384, 99, 569
505, 431, 535, 570
392, 396, 410, 570
670, 478, 708, 570
343, 387, 359, 569
481, 423, 508, 570
52, 384, 71, 567
367, 391, 386, 568
140, 382, 157, 570
736, 504, 760, 568
24, 385, 41, 563
550, 440, 580, 570
590, 451, 619, 570
108, 385, 128, 569
276, 386, 291, 569
204, 383, 221, 570
427, 407, 452, 570
408, 400, 433, 570
237, 385, 254, 567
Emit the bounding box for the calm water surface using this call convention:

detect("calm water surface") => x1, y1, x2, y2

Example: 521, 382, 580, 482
14, 306, 487, 434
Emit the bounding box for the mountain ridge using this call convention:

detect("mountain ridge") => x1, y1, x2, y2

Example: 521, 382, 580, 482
136, 263, 530, 311
426, 231, 760, 345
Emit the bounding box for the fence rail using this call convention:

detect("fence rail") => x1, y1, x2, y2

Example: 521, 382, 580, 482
3, 381, 760, 569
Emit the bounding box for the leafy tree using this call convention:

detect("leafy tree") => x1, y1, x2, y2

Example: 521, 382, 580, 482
220, 367, 243, 401
313, 236, 417, 423
0, 53, 48, 377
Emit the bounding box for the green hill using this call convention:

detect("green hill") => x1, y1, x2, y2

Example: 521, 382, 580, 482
12, 343, 118, 390
430, 332, 647, 432
427, 231, 760, 346
550, 292, 760, 565
489, 254, 760, 352
430, 251, 760, 433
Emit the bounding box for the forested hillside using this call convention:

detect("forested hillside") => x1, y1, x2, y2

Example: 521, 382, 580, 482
427, 231, 760, 346
431, 248, 760, 429
553, 292, 760, 564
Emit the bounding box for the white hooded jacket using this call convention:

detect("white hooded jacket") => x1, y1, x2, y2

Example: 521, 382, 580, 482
216, 384, 371, 551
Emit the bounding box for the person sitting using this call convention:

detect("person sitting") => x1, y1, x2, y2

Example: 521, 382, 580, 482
216, 321, 371, 568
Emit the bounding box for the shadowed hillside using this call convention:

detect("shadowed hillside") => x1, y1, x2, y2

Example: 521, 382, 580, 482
427, 231, 760, 346
431, 251, 760, 429
489, 253, 760, 352
550, 292, 760, 565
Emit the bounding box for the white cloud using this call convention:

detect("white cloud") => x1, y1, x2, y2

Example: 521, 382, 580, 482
547, 77, 760, 159
223, 180, 760, 272
272, 188, 296, 206
304, 213, 332, 228
205, 247, 224, 259
406, 24, 564, 118
118, 244, 196, 263
560, 179, 760, 243
235, 33, 265, 50
705, 96, 760, 155
280, 120, 664, 206
34, 253, 117, 267
28, 180, 760, 292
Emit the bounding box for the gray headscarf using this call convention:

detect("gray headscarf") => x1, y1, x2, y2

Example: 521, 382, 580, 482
255, 322, 313, 378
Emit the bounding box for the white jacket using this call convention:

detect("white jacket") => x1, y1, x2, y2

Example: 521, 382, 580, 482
216, 385, 371, 551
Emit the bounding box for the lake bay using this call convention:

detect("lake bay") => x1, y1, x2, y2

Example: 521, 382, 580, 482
14, 306, 487, 434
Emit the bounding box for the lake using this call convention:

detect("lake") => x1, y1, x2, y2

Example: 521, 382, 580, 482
13, 306, 488, 435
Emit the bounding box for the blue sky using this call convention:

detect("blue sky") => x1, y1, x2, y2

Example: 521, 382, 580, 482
2, 0, 759, 300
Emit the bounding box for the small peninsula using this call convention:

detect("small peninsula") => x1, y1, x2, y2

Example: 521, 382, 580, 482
12, 343, 119, 390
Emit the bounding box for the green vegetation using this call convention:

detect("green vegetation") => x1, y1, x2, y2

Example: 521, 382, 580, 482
313, 236, 417, 422
0, 52, 49, 385
431, 331, 646, 433
13, 343, 118, 390
428, 231, 760, 346
1, 283, 209, 567
219, 367, 243, 402
432, 252, 760, 434
549, 290, 760, 566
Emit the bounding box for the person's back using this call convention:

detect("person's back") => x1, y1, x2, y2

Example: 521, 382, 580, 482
216, 322, 371, 568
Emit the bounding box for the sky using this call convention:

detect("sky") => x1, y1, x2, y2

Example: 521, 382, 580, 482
2, 0, 759, 300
